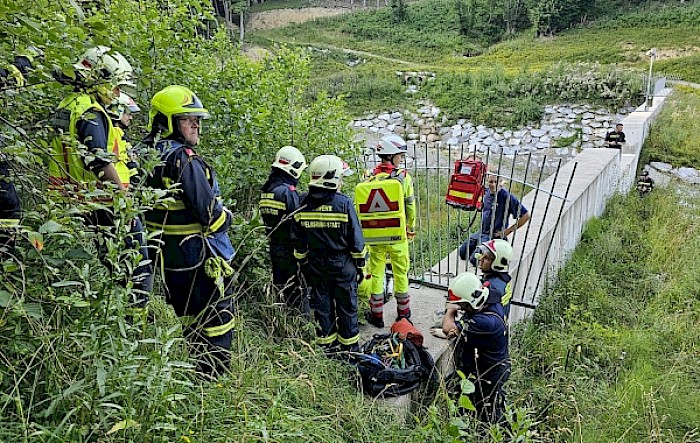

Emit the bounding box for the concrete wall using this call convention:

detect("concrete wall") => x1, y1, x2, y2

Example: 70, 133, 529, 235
508, 89, 672, 323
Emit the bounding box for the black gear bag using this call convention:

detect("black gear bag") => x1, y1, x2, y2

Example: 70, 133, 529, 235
351, 333, 437, 398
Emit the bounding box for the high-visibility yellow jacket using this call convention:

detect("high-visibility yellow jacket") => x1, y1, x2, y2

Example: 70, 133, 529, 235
111, 126, 136, 188
47, 93, 118, 193
355, 164, 416, 245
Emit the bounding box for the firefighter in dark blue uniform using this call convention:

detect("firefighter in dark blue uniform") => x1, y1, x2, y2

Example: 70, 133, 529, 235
0, 136, 21, 256
442, 272, 510, 424
1, 48, 42, 255
476, 239, 513, 322
144, 85, 236, 378
259, 146, 308, 313
0, 46, 42, 88
292, 155, 366, 352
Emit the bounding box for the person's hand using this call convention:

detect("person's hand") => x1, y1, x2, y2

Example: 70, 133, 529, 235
356, 270, 365, 285
407, 230, 416, 242
442, 319, 459, 338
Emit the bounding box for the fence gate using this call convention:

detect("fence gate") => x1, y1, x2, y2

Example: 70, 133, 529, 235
356, 138, 575, 312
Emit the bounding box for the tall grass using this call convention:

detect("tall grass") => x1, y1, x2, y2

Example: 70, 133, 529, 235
643, 86, 700, 168
510, 189, 700, 442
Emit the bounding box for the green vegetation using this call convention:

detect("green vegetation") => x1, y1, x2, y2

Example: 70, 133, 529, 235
656, 54, 700, 83
3, 0, 700, 440
248, 0, 316, 13
305, 65, 408, 116
643, 86, 700, 168
252, 0, 700, 121
255, 0, 700, 69
511, 189, 700, 442
424, 63, 643, 127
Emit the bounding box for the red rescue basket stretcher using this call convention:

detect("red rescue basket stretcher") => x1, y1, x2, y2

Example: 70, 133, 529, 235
445, 159, 486, 211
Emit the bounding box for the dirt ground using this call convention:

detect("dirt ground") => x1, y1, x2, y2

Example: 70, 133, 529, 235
248, 7, 351, 30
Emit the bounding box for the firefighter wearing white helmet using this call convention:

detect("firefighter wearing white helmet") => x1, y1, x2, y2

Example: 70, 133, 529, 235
476, 239, 514, 321
72, 46, 137, 97
47, 45, 151, 314
260, 146, 308, 313
442, 271, 511, 424
355, 134, 416, 327
49, 45, 138, 193
292, 155, 366, 352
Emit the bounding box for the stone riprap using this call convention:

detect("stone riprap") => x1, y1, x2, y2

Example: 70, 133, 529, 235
648, 162, 700, 185
352, 103, 637, 168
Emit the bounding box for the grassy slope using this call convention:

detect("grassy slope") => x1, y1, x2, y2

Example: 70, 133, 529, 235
510, 189, 700, 442
643, 85, 700, 168
254, 1, 700, 74
251, 1, 700, 118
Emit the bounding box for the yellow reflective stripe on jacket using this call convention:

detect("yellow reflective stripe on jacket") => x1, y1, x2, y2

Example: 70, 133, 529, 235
0, 219, 20, 228
337, 334, 359, 346
7, 65, 25, 87
145, 220, 204, 235
203, 318, 236, 338
259, 199, 286, 210
294, 250, 308, 260
403, 172, 416, 230
112, 126, 134, 186
502, 282, 513, 306
294, 212, 349, 223
154, 199, 187, 211
316, 333, 338, 345
209, 211, 228, 233
351, 246, 368, 259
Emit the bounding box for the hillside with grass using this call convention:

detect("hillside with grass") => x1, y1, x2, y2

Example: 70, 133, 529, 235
2, 0, 700, 441
252, 0, 700, 121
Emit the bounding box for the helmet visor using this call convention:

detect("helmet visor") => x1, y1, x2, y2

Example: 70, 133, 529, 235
118, 82, 137, 98
446, 287, 485, 310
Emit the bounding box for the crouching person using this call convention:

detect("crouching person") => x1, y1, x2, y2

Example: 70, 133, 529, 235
144, 85, 235, 378
442, 272, 510, 424
292, 155, 366, 353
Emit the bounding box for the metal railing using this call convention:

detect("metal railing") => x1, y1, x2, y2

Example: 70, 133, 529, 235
356, 133, 576, 310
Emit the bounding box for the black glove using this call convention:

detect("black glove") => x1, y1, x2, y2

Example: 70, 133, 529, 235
354, 258, 366, 284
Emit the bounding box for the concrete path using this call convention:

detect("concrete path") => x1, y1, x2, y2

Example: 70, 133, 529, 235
358, 282, 450, 356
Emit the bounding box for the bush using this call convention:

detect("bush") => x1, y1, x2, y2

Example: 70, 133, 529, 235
424, 63, 643, 127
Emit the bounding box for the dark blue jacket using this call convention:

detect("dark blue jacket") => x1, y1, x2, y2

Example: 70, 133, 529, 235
145, 140, 233, 269
483, 271, 512, 320
481, 188, 528, 236
0, 159, 20, 220
483, 272, 512, 306
260, 169, 300, 244
291, 188, 365, 268
457, 303, 510, 380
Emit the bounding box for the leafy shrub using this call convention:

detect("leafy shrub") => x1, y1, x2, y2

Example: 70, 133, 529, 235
655, 53, 700, 84
424, 63, 643, 127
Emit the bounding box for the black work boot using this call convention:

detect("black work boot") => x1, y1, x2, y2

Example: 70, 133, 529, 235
365, 310, 385, 328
